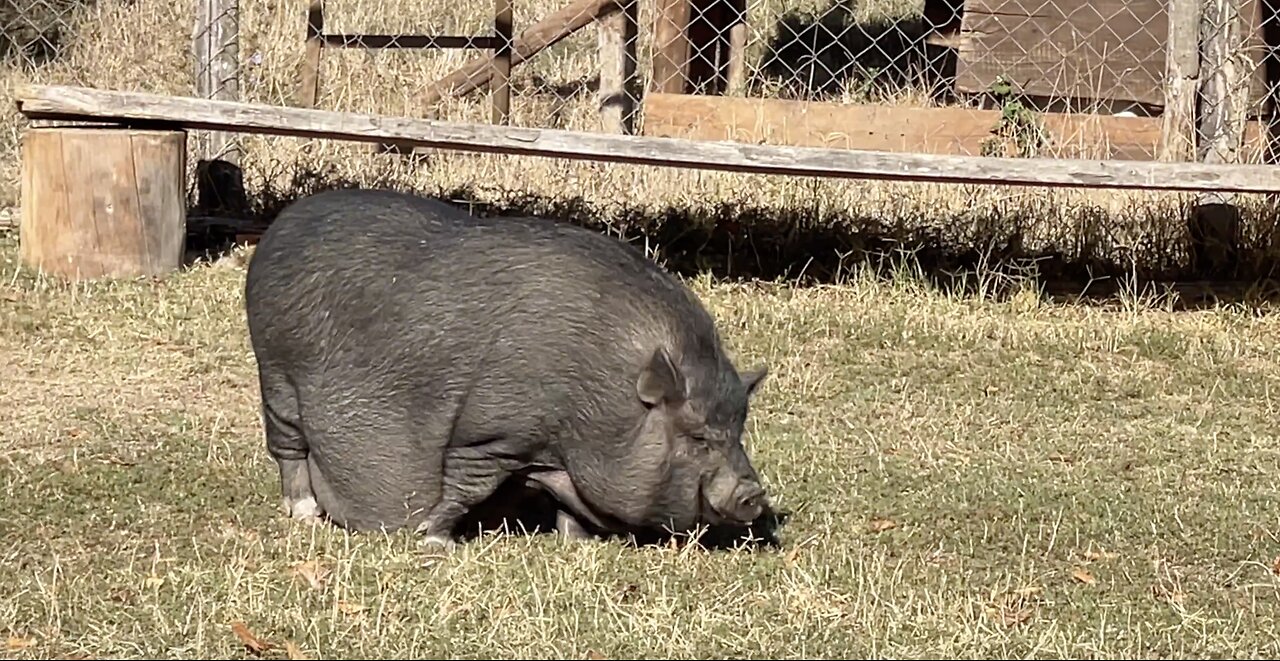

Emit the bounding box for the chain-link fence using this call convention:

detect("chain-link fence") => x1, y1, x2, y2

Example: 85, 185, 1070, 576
282, 0, 1279, 166
1, 0, 93, 68
636, 0, 1280, 163
3, 0, 1279, 168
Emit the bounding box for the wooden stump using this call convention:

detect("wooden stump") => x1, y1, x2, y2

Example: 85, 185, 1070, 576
20, 127, 188, 280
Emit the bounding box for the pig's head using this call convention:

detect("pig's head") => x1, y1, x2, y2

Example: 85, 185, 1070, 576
632, 345, 770, 533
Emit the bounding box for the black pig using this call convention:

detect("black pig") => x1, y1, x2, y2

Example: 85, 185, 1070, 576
243, 188, 773, 549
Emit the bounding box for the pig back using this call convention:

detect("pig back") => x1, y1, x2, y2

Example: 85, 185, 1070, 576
245, 188, 724, 454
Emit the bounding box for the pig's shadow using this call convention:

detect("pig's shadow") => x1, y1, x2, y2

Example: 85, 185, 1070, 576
455, 480, 789, 552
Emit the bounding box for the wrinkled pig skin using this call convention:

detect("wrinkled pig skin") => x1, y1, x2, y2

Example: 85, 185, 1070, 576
244, 188, 776, 549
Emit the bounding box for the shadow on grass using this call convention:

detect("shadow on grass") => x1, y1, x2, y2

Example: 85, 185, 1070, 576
180, 159, 1280, 312
453, 478, 789, 553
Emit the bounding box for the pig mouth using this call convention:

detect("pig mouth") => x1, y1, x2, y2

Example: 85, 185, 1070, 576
701, 478, 767, 526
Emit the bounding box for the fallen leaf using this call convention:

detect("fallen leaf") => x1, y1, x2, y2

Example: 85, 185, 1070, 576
6, 636, 35, 650
290, 559, 331, 590
336, 600, 366, 616
586, 650, 607, 660
868, 518, 897, 533
1071, 567, 1097, 585
1272, 556, 1280, 576
783, 546, 801, 567
230, 621, 271, 656
999, 607, 1033, 626
284, 640, 309, 660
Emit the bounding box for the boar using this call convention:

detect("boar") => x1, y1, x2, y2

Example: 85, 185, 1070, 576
243, 188, 773, 549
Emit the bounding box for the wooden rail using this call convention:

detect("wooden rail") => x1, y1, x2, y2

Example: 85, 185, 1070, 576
16, 84, 1280, 194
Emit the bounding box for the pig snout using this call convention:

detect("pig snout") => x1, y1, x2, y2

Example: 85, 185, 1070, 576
705, 467, 767, 523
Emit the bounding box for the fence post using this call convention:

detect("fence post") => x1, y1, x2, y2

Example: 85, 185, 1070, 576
194, 0, 240, 164
725, 0, 748, 95
298, 0, 324, 107
493, 0, 514, 124
1191, 0, 1251, 275
598, 0, 639, 133
652, 0, 691, 93
1159, 0, 1201, 161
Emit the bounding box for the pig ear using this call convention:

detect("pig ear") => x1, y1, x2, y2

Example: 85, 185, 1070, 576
740, 366, 768, 397
637, 346, 687, 406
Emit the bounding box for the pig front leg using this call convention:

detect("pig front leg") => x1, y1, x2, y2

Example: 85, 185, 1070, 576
527, 470, 609, 541
555, 510, 593, 540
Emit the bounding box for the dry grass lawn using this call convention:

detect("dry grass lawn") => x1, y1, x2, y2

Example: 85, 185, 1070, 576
2, 227, 1280, 658
3, 0, 1280, 656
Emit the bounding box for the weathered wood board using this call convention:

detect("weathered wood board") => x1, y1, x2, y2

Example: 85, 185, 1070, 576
16, 84, 1280, 193
641, 92, 1272, 162
952, 0, 1270, 112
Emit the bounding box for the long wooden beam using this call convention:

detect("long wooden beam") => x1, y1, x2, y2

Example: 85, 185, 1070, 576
15, 84, 1280, 194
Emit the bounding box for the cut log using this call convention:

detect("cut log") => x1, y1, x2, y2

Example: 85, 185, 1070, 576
419, 0, 619, 106
19, 127, 187, 280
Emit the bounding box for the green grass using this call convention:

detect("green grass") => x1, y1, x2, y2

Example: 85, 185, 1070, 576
2, 230, 1279, 659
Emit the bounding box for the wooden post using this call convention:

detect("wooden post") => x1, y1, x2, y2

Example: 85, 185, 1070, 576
19, 127, 188, 280
1159, 0, 1201, 161
492, 0, 514, 124
298, 0, 324, 107
725, 0, 748, 95
1191, 0, 1252, 276
194, 0, 240, 164
598, 0, 638, 133
652, 0, 691, 93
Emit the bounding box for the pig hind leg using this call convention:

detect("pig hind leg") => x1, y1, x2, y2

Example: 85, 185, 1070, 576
259, 369, 322, 524
414, 439, 531, 549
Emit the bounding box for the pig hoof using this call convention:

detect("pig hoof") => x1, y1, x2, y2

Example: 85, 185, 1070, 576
284, 495, 323, 524
419, 533, 457, 553
555, 511, 593, 541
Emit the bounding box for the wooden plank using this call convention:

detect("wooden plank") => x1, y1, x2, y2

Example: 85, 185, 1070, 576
641, 91, 1272, 162
598, 0, 639, 133
297, 0, 323, 107
320, 34, 500, 49
16, 84, 1280, 194
1159, 0, 1201, 161
953, 0, 1269, 111
651, 0, 691, 94
492, 0, 514, 124
420, 0, 616, 106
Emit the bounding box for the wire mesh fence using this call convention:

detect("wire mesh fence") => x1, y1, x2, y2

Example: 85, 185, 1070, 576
1, 0, 93, 69
2, 0, 1279, 165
